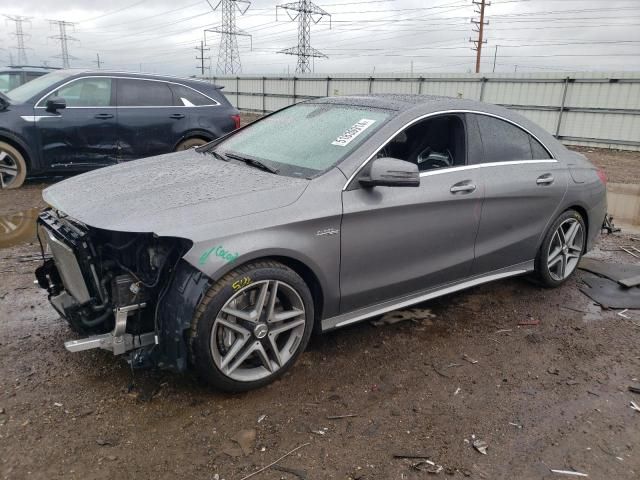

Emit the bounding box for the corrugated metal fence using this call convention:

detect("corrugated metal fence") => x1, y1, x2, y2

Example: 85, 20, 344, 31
205, 72, 640, 151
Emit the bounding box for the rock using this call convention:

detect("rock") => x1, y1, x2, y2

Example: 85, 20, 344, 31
0, 408, 5, 415
547, 367, 560, 375
96, 438, 112, 446
106, 455, 117, 461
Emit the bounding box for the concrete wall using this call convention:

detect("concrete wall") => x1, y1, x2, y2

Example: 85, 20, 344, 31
205, 72, 640, 152
608, 183, 640, 226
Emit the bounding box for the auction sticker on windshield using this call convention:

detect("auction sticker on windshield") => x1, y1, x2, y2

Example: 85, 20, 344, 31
332, 119, 377, 147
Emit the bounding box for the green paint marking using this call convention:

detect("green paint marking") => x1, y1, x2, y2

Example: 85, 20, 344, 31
199, 245, 239, 266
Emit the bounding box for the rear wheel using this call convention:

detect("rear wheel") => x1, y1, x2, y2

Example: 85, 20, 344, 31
0, 141, 27, 189
175, 138, 208, 151
189, 261, 314, 392
535, 209, 586, 288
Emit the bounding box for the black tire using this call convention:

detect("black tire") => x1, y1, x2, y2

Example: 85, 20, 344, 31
0, 141, 27, 189
189, 260, 314, 392
175, 137, 208, 151
535, 209, 586, 288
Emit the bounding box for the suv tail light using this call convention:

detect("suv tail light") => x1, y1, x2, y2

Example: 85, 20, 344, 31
596, 168, 607, 185
231, 114, 241, 130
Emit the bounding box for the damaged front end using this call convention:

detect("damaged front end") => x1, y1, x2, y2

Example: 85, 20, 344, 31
35, 209, 192, 363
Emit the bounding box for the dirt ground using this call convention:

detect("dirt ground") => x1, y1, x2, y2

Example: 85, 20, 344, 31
2, 146, 640, 480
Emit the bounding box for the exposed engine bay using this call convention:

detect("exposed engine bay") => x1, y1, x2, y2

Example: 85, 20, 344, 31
35, 209, 192, 362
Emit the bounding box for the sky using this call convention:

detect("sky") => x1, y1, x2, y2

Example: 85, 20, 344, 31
1, 0, 640, 76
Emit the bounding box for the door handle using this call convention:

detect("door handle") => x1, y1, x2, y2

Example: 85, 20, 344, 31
169, 113, 185, 119
450, 181, 476, 194
536, 174, 554, 185
94, 113, 113, 120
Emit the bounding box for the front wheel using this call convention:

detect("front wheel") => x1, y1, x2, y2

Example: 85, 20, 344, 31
175, 138, 208, 151
189, 261, 314, 392
0, 141, 27, 189
535, 210, 586, 288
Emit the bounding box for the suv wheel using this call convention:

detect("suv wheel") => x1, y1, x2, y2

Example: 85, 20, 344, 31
0, 141, 27, 189
535, 209, 586, 288
189, 261, 314, 392
175, 138, 208, 151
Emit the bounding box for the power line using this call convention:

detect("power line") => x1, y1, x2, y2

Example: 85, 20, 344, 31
469, 0, 489, 73
205, 0, 252, 75
49, 20, 78, 69
4, 15, 32, 66
276, 0, 332, 74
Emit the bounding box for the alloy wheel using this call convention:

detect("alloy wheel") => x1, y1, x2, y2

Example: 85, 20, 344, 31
210, 280, 307, 382
0, 150, 19, 188
547, 217, 584, 281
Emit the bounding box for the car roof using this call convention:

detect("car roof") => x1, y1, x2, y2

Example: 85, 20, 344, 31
56, 69, 220, 88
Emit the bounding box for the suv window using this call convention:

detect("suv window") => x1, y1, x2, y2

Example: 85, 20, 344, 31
0, 73, 22, 93
118, 79, 173, 107
475, 114, 551, 162
378, 115, 466, 171
170, 84, 215, 106
44, 77, 113, 107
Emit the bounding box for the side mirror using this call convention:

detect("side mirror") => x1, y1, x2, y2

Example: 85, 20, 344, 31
359, 157, 420, 188
45, 97, 66, 113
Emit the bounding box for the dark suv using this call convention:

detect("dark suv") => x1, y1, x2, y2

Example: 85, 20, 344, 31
0, 69, 239, 188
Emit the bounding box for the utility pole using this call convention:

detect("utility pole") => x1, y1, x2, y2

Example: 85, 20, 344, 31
196, 40, 211, 75
49, 20, 78, 68
4, 15, 31, 66
94, 53, 102, 69
276, 0, 331, 74
469, 0, 489, 74
492, 45, 498, 73
205, 0, 251, 75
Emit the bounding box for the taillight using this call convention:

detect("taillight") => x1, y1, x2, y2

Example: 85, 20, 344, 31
596, 168, 607, 185
231, 114, 241, 130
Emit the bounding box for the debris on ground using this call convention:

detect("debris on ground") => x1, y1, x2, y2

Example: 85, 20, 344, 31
508, 422, 523, 429
257, 414, 267, 423
628, 385, 640, 394
495, 329, 512, 334
462, 354, 478, 364
630, 401, 640, 412
518, 316, 540, 326
311, 427, 328, 435
234, 429, 257, 455
549, 468, 589, 477
326, 414, 358, 419
238, 442, 310, 480
411, 459, 443, 474
472, 439, 488, 455
617, 309, 631, 319
454, 387, 461, 396
547, 367, 560, 375
370, 308, 435, 326
393, 453, 433, 460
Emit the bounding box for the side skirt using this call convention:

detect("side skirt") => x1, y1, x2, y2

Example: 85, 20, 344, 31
321, 261, 534, 332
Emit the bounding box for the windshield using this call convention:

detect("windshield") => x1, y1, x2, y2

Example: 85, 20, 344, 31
217, 103, 391, 177
5, 70, 76, 104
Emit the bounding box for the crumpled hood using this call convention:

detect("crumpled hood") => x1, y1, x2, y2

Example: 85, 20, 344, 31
43, 150, 309, 238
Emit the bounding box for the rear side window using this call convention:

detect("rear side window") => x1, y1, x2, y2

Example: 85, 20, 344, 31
476, 114, 532, 162
530, 136, 552, 159
118, 79, 173, 107
170, 84, 216, 106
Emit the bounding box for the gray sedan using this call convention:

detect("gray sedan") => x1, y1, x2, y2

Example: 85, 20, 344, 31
35, 94, 607, 391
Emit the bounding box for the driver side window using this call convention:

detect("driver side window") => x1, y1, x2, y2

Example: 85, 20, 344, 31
379, 115, 466, 171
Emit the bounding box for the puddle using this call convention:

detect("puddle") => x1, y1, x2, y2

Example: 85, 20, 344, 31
0, 208, 40, 249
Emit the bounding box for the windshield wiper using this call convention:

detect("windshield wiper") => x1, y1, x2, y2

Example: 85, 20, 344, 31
225, 152, 279, 174
210, 150, 229, 162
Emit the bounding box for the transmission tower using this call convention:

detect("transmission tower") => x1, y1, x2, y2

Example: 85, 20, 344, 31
469, 0, 489, 74
4, 15, 32, 66
276, 1, 331, 74
204, 0, 251, 75
196, 40, 211, 75
49, 20, 78, 69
